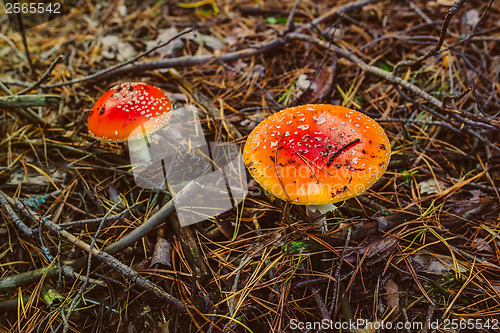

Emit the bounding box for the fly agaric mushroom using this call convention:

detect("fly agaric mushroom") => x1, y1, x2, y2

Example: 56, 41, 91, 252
87, 82, 172, 161
243, 104, 390, 232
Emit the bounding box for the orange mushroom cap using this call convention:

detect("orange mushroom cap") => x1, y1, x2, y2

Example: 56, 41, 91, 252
87, 82, 172, 142
243, 104, 391, 205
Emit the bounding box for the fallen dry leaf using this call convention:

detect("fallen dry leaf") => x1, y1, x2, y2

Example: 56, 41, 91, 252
383, 278, 400, 312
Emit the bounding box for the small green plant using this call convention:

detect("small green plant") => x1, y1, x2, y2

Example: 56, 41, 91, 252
381, 63, 392, 72
401, 169, 418, 183
266, 17, 288, 24
277, 81, 296, 105
433, 84, 448, 98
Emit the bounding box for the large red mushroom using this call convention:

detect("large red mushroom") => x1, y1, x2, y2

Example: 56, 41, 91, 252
243, 104, 391, 232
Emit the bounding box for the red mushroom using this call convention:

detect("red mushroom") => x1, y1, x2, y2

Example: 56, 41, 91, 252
243, 104, 391, 232
87, 82, 172, 161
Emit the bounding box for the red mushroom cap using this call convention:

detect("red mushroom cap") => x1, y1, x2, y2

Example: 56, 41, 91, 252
87, 82, 172, 142
243, 104, 391, 205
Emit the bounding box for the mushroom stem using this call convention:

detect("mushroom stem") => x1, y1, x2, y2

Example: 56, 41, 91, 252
128, 136, 153, 162
306, 204, 337, 233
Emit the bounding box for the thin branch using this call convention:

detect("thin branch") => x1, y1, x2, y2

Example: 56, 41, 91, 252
17, 55, 64, 95
16, 11, 36, 79
288, 32, 500, 131
29, 28, 194, 88
285, 0, 302, 33
0, 194, 176, 292
0, 190, 34, 237
62, 199, 125, 332
329, 227, 352, 317
43, 218, 187, 313
326, 139, 360, 167
393, 0, 466, 73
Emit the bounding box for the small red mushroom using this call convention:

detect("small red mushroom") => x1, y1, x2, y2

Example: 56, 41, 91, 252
87, 82, 172, 160
243, 104, 391, 232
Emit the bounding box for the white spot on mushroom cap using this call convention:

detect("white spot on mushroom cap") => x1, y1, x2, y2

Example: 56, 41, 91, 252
297, 125, 309, 130
313, 115, 326, 125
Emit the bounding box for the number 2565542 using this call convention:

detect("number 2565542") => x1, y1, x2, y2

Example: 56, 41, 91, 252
5, 2, 61, 14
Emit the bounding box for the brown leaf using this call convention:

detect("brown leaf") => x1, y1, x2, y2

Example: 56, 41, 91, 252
411, 254, 466, 276
356, 235, 399, 265
310, 65, 333, 101
383, 278, 400, 312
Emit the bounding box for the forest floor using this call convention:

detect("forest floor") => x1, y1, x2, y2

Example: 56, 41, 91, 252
1, 0, 499, 332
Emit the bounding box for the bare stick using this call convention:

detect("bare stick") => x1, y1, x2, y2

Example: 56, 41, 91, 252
0, 190, 34, 237
0, 196, 174, 292
0, 182, 202, 293
329, 228, 352, 317
43, 218, 186, 313
40, 28, 194, 88
62, 199, 124, 332
0, 95, 61, 107
288, 33, 500, 131
310, 285, 332, 322
327, 139, 360, 167
16, 11, 36, 78
3, 1, 380, 91
285, 0, 302, 33
5, 190, 186, 314
56, 205, 137, 229
0, 80, 50, 125
393, 0, 466, 73
17, 55, 64, 95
